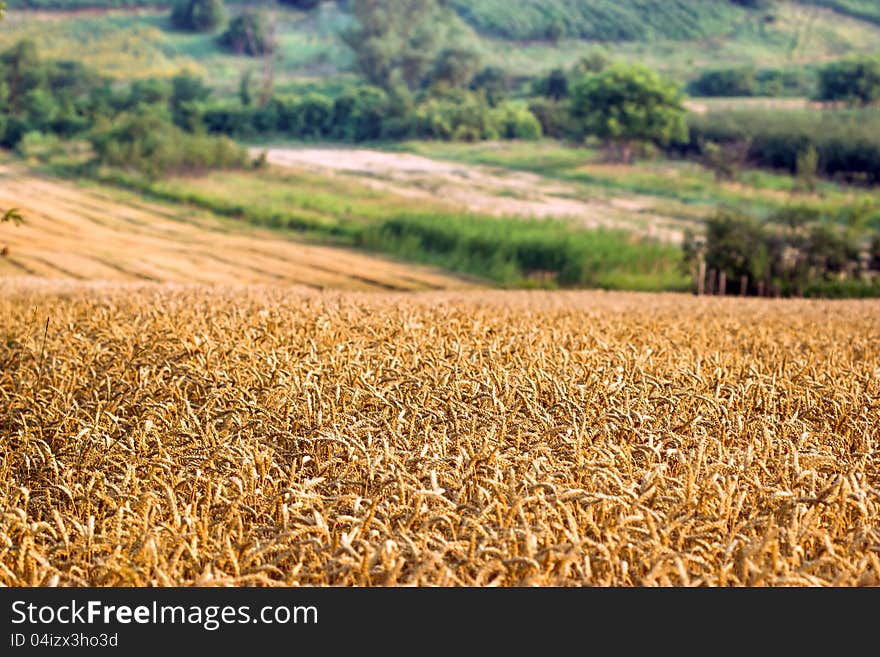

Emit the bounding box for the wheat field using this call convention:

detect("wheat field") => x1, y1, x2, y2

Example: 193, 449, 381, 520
1, 278, 878, 586
0, 165, 469, 291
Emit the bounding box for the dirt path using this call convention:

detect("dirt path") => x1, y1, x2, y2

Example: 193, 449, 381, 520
0, 164, 474, 291
259, 147, 687, 243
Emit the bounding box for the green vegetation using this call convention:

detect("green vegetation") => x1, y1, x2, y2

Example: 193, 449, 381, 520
359, 214, 686, 290
816, 55, 880, 105
682, 108, 880, 184
3, 1, 880, 88
342, 0, 478, 94
219, 10, 276, 56
170, 0, 225, 33
95, 166, 687, 290
0, 40, 247, 175
89, 108, 247, 178
570, 63, 687, 162
688, 65, 816, 98
448, 0, 753, 41
801, 0, 880, 25
686, 204, 880, 297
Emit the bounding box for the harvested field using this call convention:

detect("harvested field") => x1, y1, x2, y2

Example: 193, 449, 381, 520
0, 165, 471, 292
1, 279, 878, 586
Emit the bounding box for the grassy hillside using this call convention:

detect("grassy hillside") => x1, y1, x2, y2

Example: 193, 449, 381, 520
802, 0, 880, 24
2, 1, 878, 86
0, 6, 353, 88
449, 0, 752, 41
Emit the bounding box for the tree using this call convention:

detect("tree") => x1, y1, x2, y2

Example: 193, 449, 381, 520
171, 72, 211, 129
570, 63, 688, 163
816, 56, 880, 106
170, 0, 226, 32
425, 47, 481, 90
572, 50, 610, 77
219, 11, 276, 56
545, 17, 564, 44
342, 0, 469, 95
470, 66, 511, 106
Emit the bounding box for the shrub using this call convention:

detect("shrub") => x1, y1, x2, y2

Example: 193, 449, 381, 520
170, 0, 226, 32
492, 101, 542, 140
89, 108, 247, 178
688, 205, 878, 297
219, 11, 276, 56
527, 98, 577, 140
680, 108, 880, 184
816, 56, 880, 106
688, 67, 757, 97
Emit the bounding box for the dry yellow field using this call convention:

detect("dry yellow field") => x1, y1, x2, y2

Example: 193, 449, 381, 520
1, 279, 878, 586
0, 165, 470, 292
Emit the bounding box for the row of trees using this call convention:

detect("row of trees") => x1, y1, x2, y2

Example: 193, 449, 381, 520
687, 55, 880, 105
684, 205, 880, 297
0, 40, 248, 176
682, 109, 880, 185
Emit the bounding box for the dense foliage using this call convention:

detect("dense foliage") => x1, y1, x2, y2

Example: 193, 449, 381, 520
342, 0, 477, 95
218, 11, 276, 56
0, 41, 246, 176
169, 0, 225, 32
570, 63, 688, 161
681, 108, 880, 184
688, 66, 816, 98
685, 204, 880, 297
816, 56, 880, 106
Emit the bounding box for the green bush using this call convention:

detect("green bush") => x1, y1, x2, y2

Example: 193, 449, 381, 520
686, 205, 880, 297
816, 56, 880, 106
492, 101, 542, 139
170, 0, 226, 32
527, 98, 577, 140
680, 108, 880, 184
218, 11, 275, 56
688, 67, 757, 97
570, 63, 688, 162
89, 108, 248, 178
0, 40, 101, 147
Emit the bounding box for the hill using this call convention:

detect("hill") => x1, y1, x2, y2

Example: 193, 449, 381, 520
1, 1, 879, 86
449, 0, 753, 41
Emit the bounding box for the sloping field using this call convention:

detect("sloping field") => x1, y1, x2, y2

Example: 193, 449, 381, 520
1, 279, 877, 586
0, 165, 472, 291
